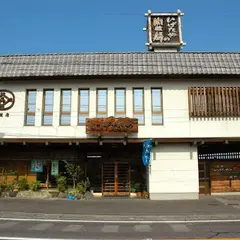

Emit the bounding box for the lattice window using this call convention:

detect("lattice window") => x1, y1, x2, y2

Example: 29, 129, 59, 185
188, 87, 240, 117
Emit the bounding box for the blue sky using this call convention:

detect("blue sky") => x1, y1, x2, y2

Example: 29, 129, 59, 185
0, 0, 239, 54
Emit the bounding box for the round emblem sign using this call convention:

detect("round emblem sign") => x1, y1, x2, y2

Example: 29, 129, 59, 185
0, 90, 15, 111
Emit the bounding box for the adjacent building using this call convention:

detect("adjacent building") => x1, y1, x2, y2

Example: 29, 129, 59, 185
0, 10, 239, 200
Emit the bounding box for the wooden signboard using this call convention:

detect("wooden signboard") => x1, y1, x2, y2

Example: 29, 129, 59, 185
144, 10, 185, 51
86, 116, 138, 135
211, 161, 240, 193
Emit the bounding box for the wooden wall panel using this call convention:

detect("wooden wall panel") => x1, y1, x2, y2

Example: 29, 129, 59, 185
211, 161, 240, 193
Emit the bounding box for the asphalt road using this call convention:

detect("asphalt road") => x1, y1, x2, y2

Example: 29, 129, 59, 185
0, 219, 239, 239
0, 197, 239, 217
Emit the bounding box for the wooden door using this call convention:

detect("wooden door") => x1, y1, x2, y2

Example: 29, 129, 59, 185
102, 162, 130, 196
199, 161, 210, 194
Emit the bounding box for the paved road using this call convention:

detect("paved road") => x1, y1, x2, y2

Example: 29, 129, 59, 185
0, 219, 239, 239
0, 196, 239, 219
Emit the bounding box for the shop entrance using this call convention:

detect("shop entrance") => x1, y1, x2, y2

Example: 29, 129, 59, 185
102, 162, 130, 196
198, 161, 210, 195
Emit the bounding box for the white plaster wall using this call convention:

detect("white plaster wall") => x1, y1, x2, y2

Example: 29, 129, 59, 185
0, 78, 240, 139
149, 144, 199, 200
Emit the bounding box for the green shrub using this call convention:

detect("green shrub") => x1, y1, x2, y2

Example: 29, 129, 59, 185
0, 183, 7, 191
55, 175, 67, 192
17, 178, 29, 191
65, 163, 83, 189
29, 181, 41, 191
76, 180, 89, 194
134, 183, 141, 192
5, 183, 14, 192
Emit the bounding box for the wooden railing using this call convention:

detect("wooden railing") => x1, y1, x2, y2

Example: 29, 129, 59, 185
188, 87, 240, 117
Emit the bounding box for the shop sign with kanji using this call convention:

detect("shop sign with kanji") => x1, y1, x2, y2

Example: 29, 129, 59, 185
145, 10, 185, 49
151, 16, 179, 43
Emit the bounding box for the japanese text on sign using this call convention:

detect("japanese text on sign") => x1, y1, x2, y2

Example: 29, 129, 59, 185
151, 16, 179, 43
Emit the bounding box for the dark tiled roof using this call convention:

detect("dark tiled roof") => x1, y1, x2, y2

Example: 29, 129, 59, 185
0, 52, 240, 78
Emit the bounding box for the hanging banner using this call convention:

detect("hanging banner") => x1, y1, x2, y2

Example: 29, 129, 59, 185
142, 139, 152, 166
51, 160, 59, 176
31, 160, 44, 173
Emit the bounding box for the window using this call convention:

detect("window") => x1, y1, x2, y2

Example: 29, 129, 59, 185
78, 89, 89, 124
151, 88, 163, 125
133, 88, 144, 125
42, 89, 54, 126
97, 89, 107, 118
25, 90, 37, 126
60, 89, 71, 125
115, 88, 126, 118
189, 87, 240, 117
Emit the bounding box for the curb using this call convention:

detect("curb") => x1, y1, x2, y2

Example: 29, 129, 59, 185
0, 211, 240, 221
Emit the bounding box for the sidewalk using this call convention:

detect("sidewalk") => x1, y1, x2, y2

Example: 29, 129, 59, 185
0, 195, 240, 221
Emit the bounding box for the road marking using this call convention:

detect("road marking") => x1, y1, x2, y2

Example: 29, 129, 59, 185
0, 238, 101, 240
134, 224, 152, 232
0, 221, 18, 229
62, 224, 83, 232
169, 223, 190, 232
102, 224, 119, 232
0, 217, 240, 224
0, 238, 240, 240
0, 238, 239, 240
29, 223, 54, 231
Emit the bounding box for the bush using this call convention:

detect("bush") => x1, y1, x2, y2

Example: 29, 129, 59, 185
17, 178, 29, 191
0, 183, 7, 192
5, 183, 14, 192
76, 180, 90, 194
65, 163, 83, 189
29, 181, 41, 191
55, 175, 67, 192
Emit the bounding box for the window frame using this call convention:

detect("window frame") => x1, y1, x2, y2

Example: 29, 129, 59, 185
96, 88, 108, 118
151, 88, 163, 125
60, 89, 72, 126
42, 89, 54, 126
114, 88, 126, 118
24, 89, 37, 126
133, 88, 145, 125
78, 88, 90, 125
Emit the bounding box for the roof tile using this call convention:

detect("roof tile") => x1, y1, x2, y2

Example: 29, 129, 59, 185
0, 52, 239, 78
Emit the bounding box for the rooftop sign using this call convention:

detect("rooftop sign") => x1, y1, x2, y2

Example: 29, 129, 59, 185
144, 9, 186, 51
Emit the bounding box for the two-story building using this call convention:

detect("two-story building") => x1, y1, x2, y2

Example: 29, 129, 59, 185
0, 11, 239, 200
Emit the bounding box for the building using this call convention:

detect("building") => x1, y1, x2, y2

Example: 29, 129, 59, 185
0, 10, 240, 200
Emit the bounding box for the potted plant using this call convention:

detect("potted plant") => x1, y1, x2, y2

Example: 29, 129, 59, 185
135, 183, 142, 198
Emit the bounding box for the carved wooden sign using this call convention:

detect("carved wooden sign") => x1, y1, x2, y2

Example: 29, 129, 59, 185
86, 116, 138, 135
145, 10, 185, 51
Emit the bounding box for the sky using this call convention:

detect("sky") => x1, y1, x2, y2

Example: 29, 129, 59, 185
0, 0, 239, 54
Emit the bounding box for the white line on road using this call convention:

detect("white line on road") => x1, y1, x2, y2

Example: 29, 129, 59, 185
0, 217, 239, 224
62, 224, 83, 232
0, 238, 99, 240
29, 223, 54, 231
169, 223, 190, 232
